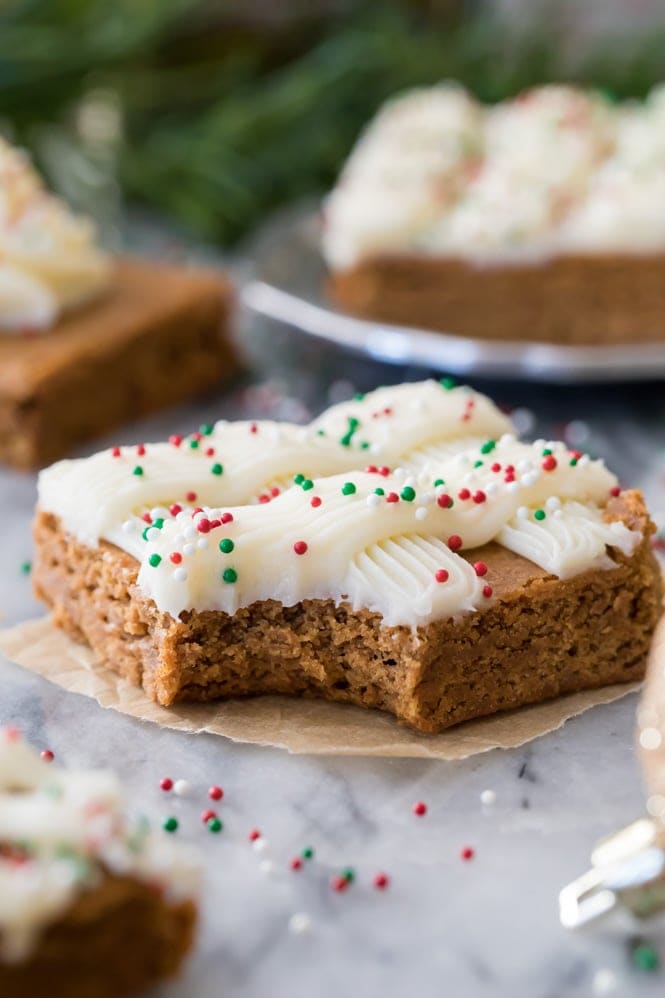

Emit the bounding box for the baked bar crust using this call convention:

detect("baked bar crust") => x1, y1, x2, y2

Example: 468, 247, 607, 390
328, 254, 665, 346
0, 256, 235, 469
33, 490, 663, 734
0, 871, 196, 998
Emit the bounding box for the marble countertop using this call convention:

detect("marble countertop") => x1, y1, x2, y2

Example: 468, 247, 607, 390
2, 310, 665, 998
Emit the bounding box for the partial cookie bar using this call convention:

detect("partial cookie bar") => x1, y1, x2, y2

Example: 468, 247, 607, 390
0, 730, 199, 997
0, 257, 235, 469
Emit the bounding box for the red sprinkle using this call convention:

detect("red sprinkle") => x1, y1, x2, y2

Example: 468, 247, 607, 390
170, 552, 182, 565
111, 446, 121, 458
137, 444, 146, 457
169, 434, 182, 448
141, 512, 152, 524
331, 875, 348, 892
437, 493, 453, 509
570, 450, 582, 460
290, 857, 303, 871
293, 541, 308, 556
491, 462, 501, 473
385, 492, 399, 503
40, 749, 54, 762
373, 872, 390, 890
364, 465, 378, 474
379, 466, 391, 477
458, 488, 471, 501
435, 569, 449, 584
250, 423, 258, 434
482, 585, 493, 598
202, 809, 217, 824
169, 504, 182, 517
4, 727, 20, 742
185, 491, 197, 502
248, 829, 261, 842
221, 512, 234, 524
208, 786, 223, 801
160, 778, 173, 792
542, 455, 557, 472
270, 487, 280, 497
448, 535, 463, 551
473, 561, 488, 577
258, 494, 270, 504
413, 801, 427, 816
205, 447, 215, 457
472, 490, 487, 504
310, 496, 322, 508
610, 486, 621, 497
460, 846, 475, 861
196, 518, 211, 534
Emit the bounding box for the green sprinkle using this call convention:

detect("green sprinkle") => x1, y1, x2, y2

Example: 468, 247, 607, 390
207, 817, 223, 833
542, 448, 552, 456
353, 392, 365, 401
340, 416, 360, 447
293, 473, 305, 485
433, 478, 445, 487
20, 560, 31, 575
219, 538, 234, 554
132, 466, 143, 476
480, 440, 496, 454
360, 441, 370, 450
189, 438, 199, 450
439, 376, 456, 390
153, 518, 164, 529
341, 482, 356, 496
533, 509, 546, 521
316, 429, 325, 437
473, 460, 484, 468
374, 487, 385, 496
632, 942, 659, 972
301, 479, 314, 491
200, 423, 214, 436
569, 457, 578, 466
149, 554, 162, 567
211, 463, 223, 476
301, 846, 314, 860
222, 567, 238, 584
400, 486, 416, 502
163, 817, 178, 833
342, 867, 355, 883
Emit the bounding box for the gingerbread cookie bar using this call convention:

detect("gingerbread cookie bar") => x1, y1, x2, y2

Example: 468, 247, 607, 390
323, 84, 665, 345
0, 134, 235, 468
0, 729, 199, 998
33, 381, 663, 732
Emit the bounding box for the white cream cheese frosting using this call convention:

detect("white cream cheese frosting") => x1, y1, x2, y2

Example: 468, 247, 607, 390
0, 728, 199, 962
322, 83, 665, 267
37, 380, 640, 628
0, 136, 111, 331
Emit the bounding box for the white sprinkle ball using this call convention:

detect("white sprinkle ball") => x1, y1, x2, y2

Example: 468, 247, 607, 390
639, 727, 662, 751
183, 543, 195, 557
517, 460, 534, 474
393, 467, 406, 482
173, 568, 188, 582
122, 520, 135, 534
252, 837, 269, 853
369, 443, 383, 456
506, 482, 520, 494
545, 496, 562, 512
484, 482, 498, 498
183, 525, 197, 541
415, 507, 428, 521
288, 913, 312, 935
578, 455, 590, 468
197, 538, 209, 551
366, 494, 381, 509
480, 789, 496, 806
591, 968, 617, 995
521, 471, 539, 488
173, 779, 189, 797
145, 527, 161, 542
499, 433, 516, 445
517, 506, 529, 520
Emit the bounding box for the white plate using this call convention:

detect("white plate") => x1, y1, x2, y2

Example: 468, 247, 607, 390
241, 206, 665, 384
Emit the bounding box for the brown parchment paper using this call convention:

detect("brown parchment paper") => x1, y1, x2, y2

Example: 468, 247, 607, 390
0, 617, 640, 759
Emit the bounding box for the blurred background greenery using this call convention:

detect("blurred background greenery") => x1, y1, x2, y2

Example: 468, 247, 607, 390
2, 0, 664, 247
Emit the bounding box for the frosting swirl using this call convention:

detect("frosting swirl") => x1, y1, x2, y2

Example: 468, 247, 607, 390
0, 136, 110, 331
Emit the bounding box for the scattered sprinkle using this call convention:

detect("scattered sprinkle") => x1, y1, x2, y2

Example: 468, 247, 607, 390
413, 801, 427, 816
163, 817, 178, 833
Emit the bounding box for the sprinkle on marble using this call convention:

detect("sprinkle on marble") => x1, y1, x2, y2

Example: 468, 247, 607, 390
460, 846, 475, 861
480, 789, 497, 806
591, 968, 617, 995
290, 857, 303, 871
208, 817, 223, 833
252, 837, 268, 853
248, 828, 261, 842
40, 749, 54, 762
160, 778, 173, 792
631, 941, 660, 972
202, 809, 217, 824
331, 874, 348, 892
373, 872, 390, 890
301, 846, 314, 860
20, 560, 31, 575
260, 859, 276, 876
173, 779, 189, 797
208, 786, 224, 801
288, 912, 312, 935
163, 817, 178, 833
413, 801, 427, 816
